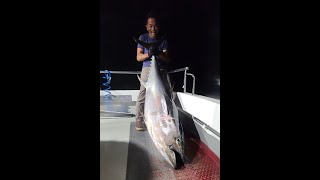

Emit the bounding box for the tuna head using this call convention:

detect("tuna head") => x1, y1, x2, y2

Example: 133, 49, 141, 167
165, 134, 184, 169
163, 99, 185, 169
145, 111, 184, 168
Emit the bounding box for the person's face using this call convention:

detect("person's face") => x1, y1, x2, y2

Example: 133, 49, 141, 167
146, 18, 159, 38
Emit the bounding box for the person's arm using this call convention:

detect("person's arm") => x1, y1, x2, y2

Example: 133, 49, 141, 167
136, 48, 149, 62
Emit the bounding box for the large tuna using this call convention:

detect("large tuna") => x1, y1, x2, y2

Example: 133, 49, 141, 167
134, 37, 185, 168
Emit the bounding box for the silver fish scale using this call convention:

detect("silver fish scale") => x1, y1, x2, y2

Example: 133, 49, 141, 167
143, 56, 184, 168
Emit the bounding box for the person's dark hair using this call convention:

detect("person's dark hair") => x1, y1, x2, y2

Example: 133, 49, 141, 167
145, 10, 161, 25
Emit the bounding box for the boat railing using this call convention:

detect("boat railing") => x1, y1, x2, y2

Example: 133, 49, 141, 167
100, 67, 196, 95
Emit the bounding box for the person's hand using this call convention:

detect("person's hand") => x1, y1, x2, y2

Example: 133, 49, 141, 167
148, 46, 160, 58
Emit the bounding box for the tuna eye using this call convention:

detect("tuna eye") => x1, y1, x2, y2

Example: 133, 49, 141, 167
176, 138, 181, 143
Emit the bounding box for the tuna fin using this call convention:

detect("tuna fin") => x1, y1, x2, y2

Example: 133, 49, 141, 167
137, 74, 147, 88
132, 36, 150, 49
170, 82, 175, 98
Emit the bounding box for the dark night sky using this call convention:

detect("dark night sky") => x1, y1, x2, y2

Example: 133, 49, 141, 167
100, 0, 220, 99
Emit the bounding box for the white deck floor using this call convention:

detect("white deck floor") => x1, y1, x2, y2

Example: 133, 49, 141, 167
100, 105, 136, 180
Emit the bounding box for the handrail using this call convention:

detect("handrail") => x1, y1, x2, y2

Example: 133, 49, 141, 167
168, 67, 189, 74
99, 67, 190, 74
186, 73, 195, 95
100, 70, 141, 74
100, 67, 196, 94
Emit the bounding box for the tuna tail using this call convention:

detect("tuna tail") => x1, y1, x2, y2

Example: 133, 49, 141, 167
133, 36, 150, 49
132, 35, 166, 49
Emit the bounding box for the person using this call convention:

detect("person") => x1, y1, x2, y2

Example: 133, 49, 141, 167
135, 11, 171, 131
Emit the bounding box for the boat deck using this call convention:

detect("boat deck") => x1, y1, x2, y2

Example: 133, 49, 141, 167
100, 99, 220, 180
